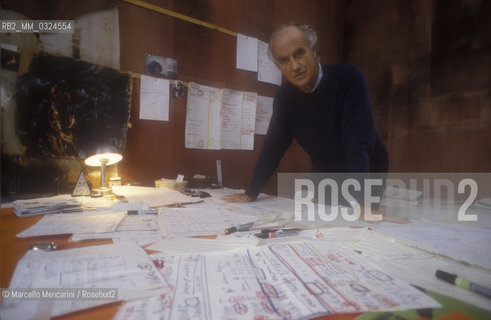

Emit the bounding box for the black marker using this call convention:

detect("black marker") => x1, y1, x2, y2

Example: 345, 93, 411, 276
435, 270, 491, 298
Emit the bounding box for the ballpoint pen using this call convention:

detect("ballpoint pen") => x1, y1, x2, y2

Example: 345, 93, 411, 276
254, 228, 300, 239
127, 209, 158, 215
224, 222, 255, 234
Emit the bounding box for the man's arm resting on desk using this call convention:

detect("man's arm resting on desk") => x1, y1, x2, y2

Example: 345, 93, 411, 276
221, 193, 254, 202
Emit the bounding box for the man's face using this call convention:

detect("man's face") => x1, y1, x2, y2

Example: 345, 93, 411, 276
271, 26, 318, 93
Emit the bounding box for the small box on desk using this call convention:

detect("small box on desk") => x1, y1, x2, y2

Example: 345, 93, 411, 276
155, 179, 188, 191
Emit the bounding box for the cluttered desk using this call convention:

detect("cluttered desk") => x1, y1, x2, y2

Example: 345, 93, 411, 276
1, 186, 490, 320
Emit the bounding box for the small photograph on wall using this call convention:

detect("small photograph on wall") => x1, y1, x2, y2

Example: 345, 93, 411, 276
173, 80, 184, 99
144, 54, 177, 79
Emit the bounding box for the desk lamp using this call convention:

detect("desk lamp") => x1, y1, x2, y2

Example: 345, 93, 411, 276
84, 146, 122, 195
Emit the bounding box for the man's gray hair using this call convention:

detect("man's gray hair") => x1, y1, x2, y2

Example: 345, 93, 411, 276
268, 21, 319, 62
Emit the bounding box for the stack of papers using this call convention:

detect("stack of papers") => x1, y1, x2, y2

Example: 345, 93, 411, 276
111, 186, 201, 207
17, 211, 126, 238
12, 195, 82, 217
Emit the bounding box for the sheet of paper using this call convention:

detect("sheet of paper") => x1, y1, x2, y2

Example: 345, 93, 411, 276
236, 33, 258, 72
383, 185, 423, 200
146, 235, 259, 253
13, 194, 82, 217
306, 227, 369, 242
17, 211, 126, 238
257, 40, 282, 85
116, 215, 158, 231
220, 88, 243, 149
1, 243, 170, 319
354, 230, 491, 311
115, 242, 438, 320
254, 95, 273, 135
158, 206, 257, 236
139, 75, 170, 121
70, 230, 164, 246
372, 219, 491, 270
74, 195, 117, 208
240, 92, 257, 150
185, 82, 222, 149
220, 90, 257, 150
111, 185, 200, 207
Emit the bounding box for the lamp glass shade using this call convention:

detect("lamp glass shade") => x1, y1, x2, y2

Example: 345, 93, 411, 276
84, 147, 123, 167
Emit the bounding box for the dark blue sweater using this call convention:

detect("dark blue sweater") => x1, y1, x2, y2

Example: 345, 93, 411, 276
246, 64, 388, 199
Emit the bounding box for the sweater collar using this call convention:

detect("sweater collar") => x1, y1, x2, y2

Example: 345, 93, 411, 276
311, 62, 323, 93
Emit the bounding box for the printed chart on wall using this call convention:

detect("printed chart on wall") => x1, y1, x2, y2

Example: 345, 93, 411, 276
16, 52, 132, 158
185, 82, 257, 150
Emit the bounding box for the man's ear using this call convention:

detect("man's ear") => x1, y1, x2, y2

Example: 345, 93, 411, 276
312, 48, 318, 61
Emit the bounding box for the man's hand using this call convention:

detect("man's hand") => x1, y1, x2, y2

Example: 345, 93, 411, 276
221, 193, 254, 203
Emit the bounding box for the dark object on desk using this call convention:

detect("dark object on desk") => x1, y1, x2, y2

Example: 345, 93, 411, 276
29, 241, 57, 251
183, 189, 211, 198
224, 222, 254, 234
254, 228, 300, 239
187, 176, 215, 188
435, 269, 491, 298
127, 209, 158, 215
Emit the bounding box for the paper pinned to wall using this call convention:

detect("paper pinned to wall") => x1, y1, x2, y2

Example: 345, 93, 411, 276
254, 95, 274, 135
139, 75, 170, 121
185, 82, 222, 149
75, 7, 121, 70
185, 82, 256, 150
236, 33, 258, 72
257, 40, 282, 85
221, 89, 257, 150
239, 92, 257, 149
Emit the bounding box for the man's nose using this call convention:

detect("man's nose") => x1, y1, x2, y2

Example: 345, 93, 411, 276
290, 57, 301, 72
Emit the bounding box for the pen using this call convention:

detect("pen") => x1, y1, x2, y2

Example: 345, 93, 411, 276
225, 222, 254, 234
435, 270, 491, 298
127, 209, 158, 215
255, 228, 300, 239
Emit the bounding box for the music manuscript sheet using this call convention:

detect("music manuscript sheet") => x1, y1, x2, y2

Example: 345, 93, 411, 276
0, 243, 170, 319
115, 242, 439, 320
185, 82, 257, 150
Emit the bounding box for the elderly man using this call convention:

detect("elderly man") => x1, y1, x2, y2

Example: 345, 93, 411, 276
223, 21, 388, 205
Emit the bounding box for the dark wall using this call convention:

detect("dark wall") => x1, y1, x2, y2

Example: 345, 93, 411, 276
2, 0, 489, 198
116, 0, 345, 194
344, 0, 491, 172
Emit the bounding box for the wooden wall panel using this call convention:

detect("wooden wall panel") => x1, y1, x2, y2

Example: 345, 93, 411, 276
344, 0, 491, 172
117, 0, 345, 194
7, 0, 487, 198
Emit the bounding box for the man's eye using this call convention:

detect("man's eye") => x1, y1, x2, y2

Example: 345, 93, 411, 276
293, 49, 306, 58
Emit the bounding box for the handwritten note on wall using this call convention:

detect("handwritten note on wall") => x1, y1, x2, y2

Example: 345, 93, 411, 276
139, 75, 170, 121
254, 95, 274, 135
185, 82, 257, 150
